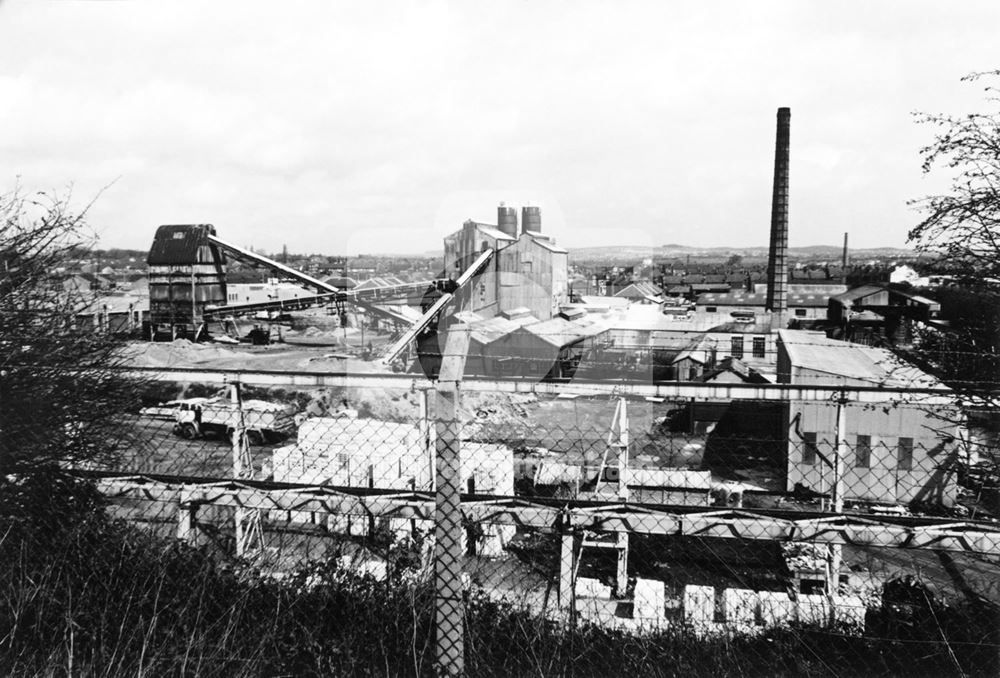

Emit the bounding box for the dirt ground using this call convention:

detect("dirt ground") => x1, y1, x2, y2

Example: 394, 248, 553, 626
123, 338, 386, 374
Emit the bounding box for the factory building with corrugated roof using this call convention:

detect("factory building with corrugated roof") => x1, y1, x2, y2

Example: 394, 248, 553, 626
444, 204, 568, 323
776, 329, 960, 506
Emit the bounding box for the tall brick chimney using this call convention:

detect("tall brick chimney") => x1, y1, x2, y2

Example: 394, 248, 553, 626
765, 107, 790, 328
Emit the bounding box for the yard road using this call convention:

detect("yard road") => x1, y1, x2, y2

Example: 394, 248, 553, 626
112, 415, 279, 479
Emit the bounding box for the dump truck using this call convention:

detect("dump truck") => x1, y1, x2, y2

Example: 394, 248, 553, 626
172, 397, 296, 444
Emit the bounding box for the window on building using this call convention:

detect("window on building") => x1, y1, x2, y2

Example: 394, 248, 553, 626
795, 308, 807, 317
802, 432, 818, 465
731, 336, 744, 359
752, 336, 766, 358
706, 306, 717, 313
855, 435, 871, 468
898, 437, 913, 471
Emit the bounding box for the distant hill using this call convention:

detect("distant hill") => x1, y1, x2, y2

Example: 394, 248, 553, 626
567, 244, 917, 259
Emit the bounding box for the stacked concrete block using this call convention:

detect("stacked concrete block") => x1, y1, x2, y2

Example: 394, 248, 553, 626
723, 588, 759, 624
575, 596, 608, 621
338, 554, 387, 581
476, 524, 513, 557
633, 578, 666, 627
758, 591, 795, 627
273, 419, 517, 554
796, 594, 831, 625
683, 585, 716, 624
834, 595, 867, 630
576, 577, 613, 599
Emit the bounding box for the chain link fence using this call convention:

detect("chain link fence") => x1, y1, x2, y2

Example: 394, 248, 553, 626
4, 358, 998, 676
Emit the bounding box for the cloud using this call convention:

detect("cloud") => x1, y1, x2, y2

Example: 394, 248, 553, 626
1, 0, 998, 254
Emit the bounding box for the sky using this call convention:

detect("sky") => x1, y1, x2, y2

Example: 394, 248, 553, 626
0, 1, 997, 256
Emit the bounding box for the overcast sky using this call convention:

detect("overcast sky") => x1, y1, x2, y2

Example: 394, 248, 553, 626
1, 1, 997, 256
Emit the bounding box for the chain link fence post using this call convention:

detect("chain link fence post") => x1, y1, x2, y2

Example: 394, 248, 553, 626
433, 326, 470, 677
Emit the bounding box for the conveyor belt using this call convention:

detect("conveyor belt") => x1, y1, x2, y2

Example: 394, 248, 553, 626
381, 248, 495, 363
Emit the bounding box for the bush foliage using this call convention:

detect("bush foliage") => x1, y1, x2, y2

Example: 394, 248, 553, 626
1, 508, 997, 678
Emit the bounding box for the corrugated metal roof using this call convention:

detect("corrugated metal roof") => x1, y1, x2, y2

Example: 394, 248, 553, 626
690, 283, 731, 292
453, 311, 485, 325
579, 295, 630, 308
523, 316, 607, 348
528, 235, 568, 254
696, 292, 767, 306
614, 281, 663, 299
697, 291, 829, 308
605, 305, 719, 332
147, 224, 223, 266
778, 329, 942, 388
500, 306, 534, 320
469, 314, 537, 345
830, 285, 886, 304
708, 321, 773, 333
672, 334, 715, 364
560, 306, 588, 320
475, 224, 517, 242
322, 276, 358, 289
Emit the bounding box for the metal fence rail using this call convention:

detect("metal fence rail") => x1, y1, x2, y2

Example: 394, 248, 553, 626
7, 364, 1000, 676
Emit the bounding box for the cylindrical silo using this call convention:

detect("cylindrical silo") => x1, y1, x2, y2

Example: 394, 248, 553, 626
521, 206, 542, 234
497, 204, 518, 237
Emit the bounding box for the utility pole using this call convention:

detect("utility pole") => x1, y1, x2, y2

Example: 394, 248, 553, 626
615, 397, 630, 596
433, 325, 470, 678
832, 392, 849, 514
231, 382, 263, 558
827, 391, 849, 616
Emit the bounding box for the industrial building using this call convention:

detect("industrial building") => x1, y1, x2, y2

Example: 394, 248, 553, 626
225, 278, 314, 305
612, 281, 665, 305
694, 291, 829, 320
585, 306, 778, 382
776, 329, 959, 506
443, 204, 568, 322
72, 294, 149, 334
827, 285, 942, 345
145, 223, 434, 341
147, 224, 228, 339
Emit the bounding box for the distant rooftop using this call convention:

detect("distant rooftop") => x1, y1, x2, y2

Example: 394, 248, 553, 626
578, 295, 631, 311
696, 291, 830, 308
830, 285, 887, 305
